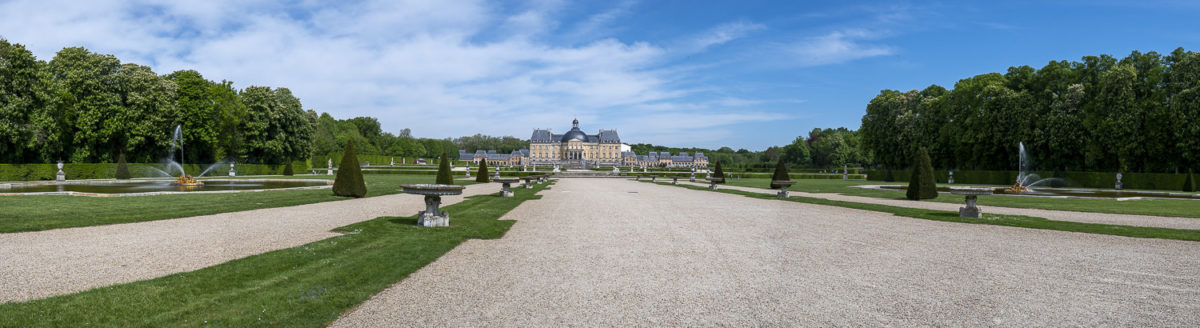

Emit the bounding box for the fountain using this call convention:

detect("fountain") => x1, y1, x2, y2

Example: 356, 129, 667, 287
165, 125, 203, 187
1007, 142, 1061, 193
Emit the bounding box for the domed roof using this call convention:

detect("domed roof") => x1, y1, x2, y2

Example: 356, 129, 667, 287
561, 128, 587, 142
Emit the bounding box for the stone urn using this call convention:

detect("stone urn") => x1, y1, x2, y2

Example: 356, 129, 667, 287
400, 184, 466, 227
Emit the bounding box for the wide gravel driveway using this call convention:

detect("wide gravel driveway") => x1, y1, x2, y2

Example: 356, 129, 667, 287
334, 178, 1200, 326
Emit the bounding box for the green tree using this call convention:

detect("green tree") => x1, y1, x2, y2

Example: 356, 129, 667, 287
167, 70, 222, 162
475, 159, 490, 182
712, 161, 726, 183
239, 86, 314, 163
781, 136, 811, 167
49, 47, 123, 163
115, 63, 177, 163
436, 152, 453, 185
332, 140, 366, 197
906, 147, 938, 200
769, 158, 790, 189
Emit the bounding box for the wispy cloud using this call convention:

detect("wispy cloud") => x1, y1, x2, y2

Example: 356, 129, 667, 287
687, 21, 767, 52
789, 29, 894, 66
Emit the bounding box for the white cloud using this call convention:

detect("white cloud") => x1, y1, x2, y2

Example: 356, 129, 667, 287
790, 29, 894, 66
0, 0, 786, 147
688, 21, 767, 52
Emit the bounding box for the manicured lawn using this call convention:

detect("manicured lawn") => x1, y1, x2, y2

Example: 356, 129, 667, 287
719, 178, 1200, 218
0, 175, 478, 233
647, 181, 1200, 242
0, 181, 550, 327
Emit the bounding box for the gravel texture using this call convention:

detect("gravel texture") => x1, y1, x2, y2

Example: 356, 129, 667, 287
333, 178, 1200, 327
0, 182, 496, 303
680, 181, 1200, 230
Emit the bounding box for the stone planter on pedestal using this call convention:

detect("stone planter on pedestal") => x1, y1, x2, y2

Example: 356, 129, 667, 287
494, 178, 519, 197
400, 184, 466, 227
950, 187, 992, 218
773, 180, 795, 198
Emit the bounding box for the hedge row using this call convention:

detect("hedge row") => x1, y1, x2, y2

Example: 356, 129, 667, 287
865, 169, 1194, 191
0, 162, 307, 181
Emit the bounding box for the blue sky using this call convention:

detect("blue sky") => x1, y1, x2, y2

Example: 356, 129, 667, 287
1, 0, 1197, 150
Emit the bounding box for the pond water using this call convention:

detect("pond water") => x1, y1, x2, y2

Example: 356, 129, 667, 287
876, 185, 1200, 200
1, 179, 329, 194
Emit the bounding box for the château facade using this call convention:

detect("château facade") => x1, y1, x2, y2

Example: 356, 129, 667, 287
529, 119, 623, 168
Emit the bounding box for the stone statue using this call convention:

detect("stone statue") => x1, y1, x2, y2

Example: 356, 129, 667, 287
229, 162, 236, 177
948, 171, 955, 184
327, 158, 333, 175
56, 161, 65, 181
1115, 172, 1123, 190
842, 165, 848, 180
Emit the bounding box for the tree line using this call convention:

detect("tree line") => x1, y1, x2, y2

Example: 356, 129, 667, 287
860, 48, 1200, 173
0, 40, 511, 165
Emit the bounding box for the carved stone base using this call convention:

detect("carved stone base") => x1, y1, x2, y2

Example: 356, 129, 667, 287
708, 183, 718, 190
500, 190, 514, 197
418, 211, 450, 227
959, 206, 981, 218
777, 190, 789, 198
56, 171, 65, 181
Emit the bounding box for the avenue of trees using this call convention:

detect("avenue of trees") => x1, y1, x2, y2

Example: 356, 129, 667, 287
861, 48, 1200, 174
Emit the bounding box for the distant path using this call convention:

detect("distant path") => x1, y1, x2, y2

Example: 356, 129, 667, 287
0, 183, 497, 303
333, 179, 1200, 326
676, 180, 1200, 230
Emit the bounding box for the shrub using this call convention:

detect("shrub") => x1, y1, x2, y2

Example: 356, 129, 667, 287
476, 160, 490, 183
713, 161, 726, 184
906, 147, 938, 200
282, 161, 294, 176
1185, 170, 1196, 192
332, 140, 367, 198
114, 153, 131, 179
436, 152, 453, 185
769, 158, 790, 189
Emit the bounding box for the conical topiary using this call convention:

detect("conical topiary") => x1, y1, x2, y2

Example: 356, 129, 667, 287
713, 161, 726, 184
770, 158, 790, 189
906, 147, 938, 200
476, 159, 490, 183
1185, 169, 1196, 192
436, 152, 454, 185
333, 139, 367, 197
884, 169, 895, 182
282, 161, 294, 176
115, 153, 131, 179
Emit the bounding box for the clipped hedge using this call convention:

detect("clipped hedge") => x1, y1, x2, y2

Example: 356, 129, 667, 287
866, 168, 1195, 191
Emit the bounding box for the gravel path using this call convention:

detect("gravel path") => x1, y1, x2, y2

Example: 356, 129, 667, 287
333, 178, 1200, 326
677, 180, 1200, 230
0, 182, 497, 303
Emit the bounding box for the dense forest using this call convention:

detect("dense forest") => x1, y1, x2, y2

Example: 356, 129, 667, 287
860, 48, 1200, 173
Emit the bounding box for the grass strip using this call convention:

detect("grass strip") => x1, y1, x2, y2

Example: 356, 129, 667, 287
0, 181, 552, 327
646, 181, 1200, 242
0, 175, 479, 233
719, 177, 1200, 219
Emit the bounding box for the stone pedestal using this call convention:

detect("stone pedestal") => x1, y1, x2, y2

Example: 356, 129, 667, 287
948, 171, 954, 184
1115, 173, 1123, 190
774, 181, 795, 198
950, 188, 990, 218
842, 165, 848, 180
690, 172, 696, 182
229, 162, 236, 177
401, 184, 464, 227
495, 178, 519, 198
959, 195, 981, 218
327, 158, 334, 176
